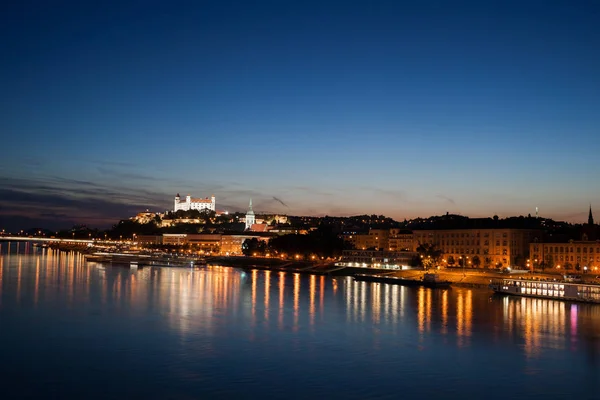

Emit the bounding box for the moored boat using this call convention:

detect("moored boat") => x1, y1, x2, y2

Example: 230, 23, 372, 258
354, 273, 451, 289
489, 278, 600, 303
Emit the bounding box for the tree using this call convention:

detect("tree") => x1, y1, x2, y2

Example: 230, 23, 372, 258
242, 238, 267, 256
416, 243, 442, 270
471, 255, 481, 268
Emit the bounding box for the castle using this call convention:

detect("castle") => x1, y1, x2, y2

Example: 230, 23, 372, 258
174, 193, 216, 212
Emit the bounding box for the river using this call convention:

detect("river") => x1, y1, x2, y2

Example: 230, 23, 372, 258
1, 242, 599, 399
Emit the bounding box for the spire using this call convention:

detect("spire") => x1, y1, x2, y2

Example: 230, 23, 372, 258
249, 198, 253, 211
589, 204, 594, 225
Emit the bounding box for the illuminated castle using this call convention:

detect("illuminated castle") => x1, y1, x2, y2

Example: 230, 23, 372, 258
174, 193, 216, 212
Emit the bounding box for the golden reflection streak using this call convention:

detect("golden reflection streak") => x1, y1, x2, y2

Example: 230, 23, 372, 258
425, 289, 432, 333
0, 255, 3, 274
223, 268, 229, 310
16, 258, 22, 303
392, 285, 399, 326
360, 281, 366, 323
319, 276, 325, 318
457, 291, 464, 347
34, 257, 40, 306
293, 273, 300, 331
383, 284, 389, 324
441, 290, 448, 335
345, 278, 351, 322
114, 273, 122, 302
309, 275, 316, 327
352, 278, 358, 322
68, 252, 74, 305
465, 290, 473, 339
372, 283, 380, 324
0, 256, 3, 302
417, 287, 425, 333
523, 298, 537, 358
251, 269, 257, 325
278, 272, 285, 329
264, 270, 271, 322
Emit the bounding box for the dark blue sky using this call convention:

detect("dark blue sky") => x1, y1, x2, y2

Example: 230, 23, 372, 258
1, 1, 599, 230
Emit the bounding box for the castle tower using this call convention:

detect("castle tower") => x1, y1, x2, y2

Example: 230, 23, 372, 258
245, 199, 255, 231
174, 193, 181, 212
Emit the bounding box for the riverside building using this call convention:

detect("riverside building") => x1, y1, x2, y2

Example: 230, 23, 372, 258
413, 228, 541, 269
529, 241, 600, 272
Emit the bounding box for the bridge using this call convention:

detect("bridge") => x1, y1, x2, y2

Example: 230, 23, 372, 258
0, 236, 94, 244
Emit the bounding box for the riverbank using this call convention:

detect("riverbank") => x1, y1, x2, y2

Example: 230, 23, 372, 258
54, 241, 600, 289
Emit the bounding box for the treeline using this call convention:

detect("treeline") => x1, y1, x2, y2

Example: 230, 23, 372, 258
242, 227, 350, 259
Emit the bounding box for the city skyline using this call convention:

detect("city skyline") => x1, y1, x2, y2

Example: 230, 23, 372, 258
1, 1, 600, 230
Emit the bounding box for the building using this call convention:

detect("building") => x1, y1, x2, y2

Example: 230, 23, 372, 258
338, 249, 416, 269
388, 229, 414, 252
136, 233, 272, 256
245, 199, 255, 230
136, 235, 163, 245
413, 228, 542, 268
162, 234, 188, 245
344, 229, 390, 250
530, 240, 600, 272
174, 193, 216, 212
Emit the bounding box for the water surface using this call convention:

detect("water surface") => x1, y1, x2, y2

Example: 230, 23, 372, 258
1, 242, 599, 399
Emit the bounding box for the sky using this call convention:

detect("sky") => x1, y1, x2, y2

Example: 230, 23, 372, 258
1, 0, 600, 231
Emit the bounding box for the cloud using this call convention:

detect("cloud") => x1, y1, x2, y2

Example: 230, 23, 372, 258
436, 195, 456, 205
0, 175, 175, 231
96, 167, 160, 182
272, 196, 289, 208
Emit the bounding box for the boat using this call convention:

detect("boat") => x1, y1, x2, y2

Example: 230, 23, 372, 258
354, 273, 451, 289
489, 278, 600, 303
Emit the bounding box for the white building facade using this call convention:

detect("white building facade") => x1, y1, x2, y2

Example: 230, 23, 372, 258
174, 193, 216, 212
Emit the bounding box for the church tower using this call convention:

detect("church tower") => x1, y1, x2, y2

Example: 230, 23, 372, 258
245, 199, 255, 231
582, 205, 597, 241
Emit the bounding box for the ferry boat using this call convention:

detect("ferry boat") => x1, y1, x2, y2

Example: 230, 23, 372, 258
489, 278, 600, 304
354, 273, 451, 289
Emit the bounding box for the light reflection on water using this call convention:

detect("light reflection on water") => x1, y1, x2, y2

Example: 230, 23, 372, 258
1, 242, 600, 399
